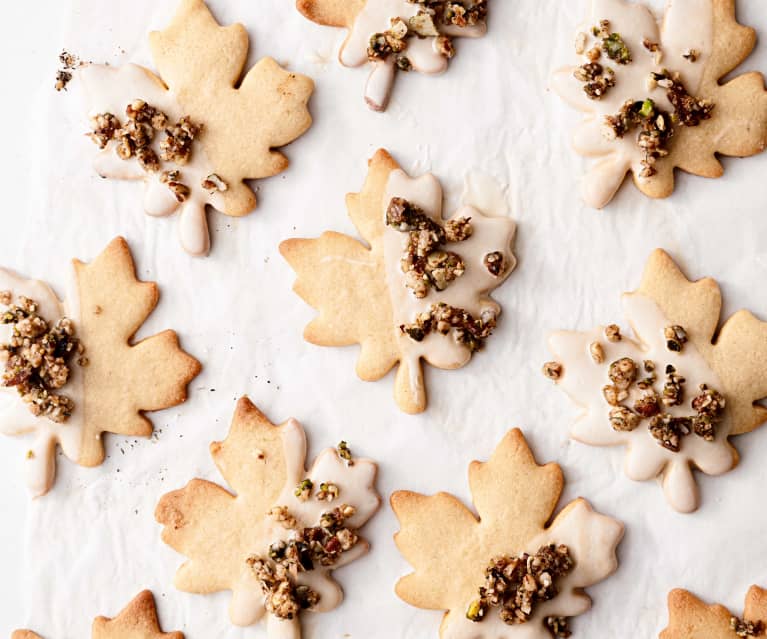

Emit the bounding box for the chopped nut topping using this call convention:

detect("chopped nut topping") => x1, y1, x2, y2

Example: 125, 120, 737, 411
337, 440, 353, 465
589, 341, 605, 364
201, 173, 229, 192
543, 361, 563, 381
593, 20, 631, 64
1, 295, 85, 423
483, 251, 505, 276
316, 482, 340, 502
55, 50, 85, 91
0, 291, 12, 306
545, 616, 573, 638
366, 1, 487, 73
605, 324, 621, 342
682, 48, 699, 62
643, 39, 660, 53
268, 506, 298, 530
653, 70, 714, 127
160, 116, 201, 165
609, 406, 640, 432
664, 324, 688, 352
634, 390, 661, 418
294, 479, 313, 501
605, 98, 674, 179
402, 303, 497, 352
731, 616, 765, 637
603, 383, 628, 406
598, 331, 725, 451
661, 364, 685, 407
444, 217, 474, 242
649, 414, 690, 452
466, 544, 574, 626
574, 62, 616, 100
386, 197, 473, 298
435, 35, 456, 58
249, 504, 360, 620
88, 113, 122, 149
608, 357, 637, 390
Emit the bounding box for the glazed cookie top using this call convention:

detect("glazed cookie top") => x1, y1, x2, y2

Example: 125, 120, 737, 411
156, 397, 380, 639
78, 0, 313, 256
281, 149, 516, 414
298, 0, 488, 111
551, 0, 767, 208
546, 249, 767, 512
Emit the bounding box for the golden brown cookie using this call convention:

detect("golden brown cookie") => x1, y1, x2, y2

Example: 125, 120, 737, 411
0, 237, 200, 496
13, 590, 183, 639
79, 0, 314, 256
297, 0, 488, 111
551, 0, 767, 208
156, 396, 380, 638
547, 249, 767, 512
281, 149, 516, 414
660, 586, 767, 638
392, 429, 624, 638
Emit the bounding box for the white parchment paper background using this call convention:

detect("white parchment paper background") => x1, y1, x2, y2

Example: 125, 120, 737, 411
1, 0, 767, 636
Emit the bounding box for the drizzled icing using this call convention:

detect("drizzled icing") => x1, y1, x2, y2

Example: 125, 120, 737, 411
340, 0, 486, 110
442, 500, 623, 639
228, 419, 379, 637
549, 293, 733, 513
79, 64, 225, 256
0, 269, 84, 497
551, 0, 714, 208
382, 168, 516, 408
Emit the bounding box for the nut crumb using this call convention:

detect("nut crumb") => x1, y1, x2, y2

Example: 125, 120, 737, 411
543, 361, 563, 381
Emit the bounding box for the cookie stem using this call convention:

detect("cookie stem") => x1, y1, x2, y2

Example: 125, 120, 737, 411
394, 355, 427, 414
266, 613, 300, 639
365, 58, 395, 112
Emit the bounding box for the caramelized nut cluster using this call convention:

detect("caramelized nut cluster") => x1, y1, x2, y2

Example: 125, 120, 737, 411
248, 504, 360, 619
466, 544, 574, 626
1, 294, 85, 423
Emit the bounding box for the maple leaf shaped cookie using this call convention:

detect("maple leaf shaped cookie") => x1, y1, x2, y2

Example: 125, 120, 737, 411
12, 590, 183, 639
280, 149, 516, 414
78, 0, 313, 256
660, 586, 767, 638
297, 0, 488, 111
547, 249, 767, 512
0, 237, 200, 497
392, 429, 624, 638
551, 0, 767, 208
155, 397, 380, 639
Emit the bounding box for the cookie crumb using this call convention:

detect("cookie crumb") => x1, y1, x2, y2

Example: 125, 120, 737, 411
605, 324, 621, 342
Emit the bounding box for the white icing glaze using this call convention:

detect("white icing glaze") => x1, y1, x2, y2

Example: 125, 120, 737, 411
228, 419, 380, 636
551, 0, 714, 208
340, 0, 486, 109
442, 500, 623, 639
382, 169, 516, 404
549, 293, 734, 512
79, 64, 225, 256
0, 268, 84, 497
